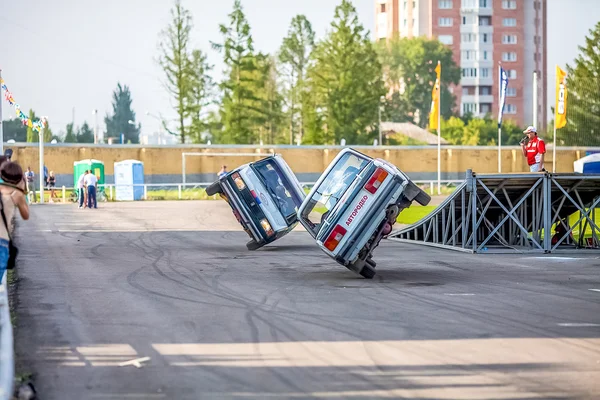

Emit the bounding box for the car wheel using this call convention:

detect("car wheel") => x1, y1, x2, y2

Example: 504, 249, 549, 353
246, 240, 263, 251
206, 181, 222, 196
359, 265, 376, 279
414, 188, 431, 206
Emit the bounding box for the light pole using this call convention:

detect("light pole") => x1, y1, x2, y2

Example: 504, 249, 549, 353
378, 96, 384, 147
145, 111, 164, 145
92, 109, 98, 144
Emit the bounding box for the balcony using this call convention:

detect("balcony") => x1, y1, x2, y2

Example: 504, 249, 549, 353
460, 77, 494, 87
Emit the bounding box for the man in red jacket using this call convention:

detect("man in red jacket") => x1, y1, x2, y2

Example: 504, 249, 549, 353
521, 126, 546, 172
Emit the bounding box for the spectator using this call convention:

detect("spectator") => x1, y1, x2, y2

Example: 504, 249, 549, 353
0, 161, 29, 281
43, 165, 48, 188
77, 170, 87, 209
218, 165, 228, 178
85, 171, 98, 209
24, 166, 36, 203
48, 171, 57, 203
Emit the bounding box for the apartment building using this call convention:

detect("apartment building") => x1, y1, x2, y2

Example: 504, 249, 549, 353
375, 0, 547, 128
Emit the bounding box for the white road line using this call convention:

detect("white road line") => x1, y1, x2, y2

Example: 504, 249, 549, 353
444, 293, 476, 296
589, 289, 600, 293
557, 323, 600, 327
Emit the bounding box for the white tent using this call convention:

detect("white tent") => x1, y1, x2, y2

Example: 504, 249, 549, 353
574, 153, 600, 174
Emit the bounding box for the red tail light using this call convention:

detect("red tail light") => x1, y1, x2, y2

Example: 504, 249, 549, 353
324, 224, 347, 251
364, 168, 388, 194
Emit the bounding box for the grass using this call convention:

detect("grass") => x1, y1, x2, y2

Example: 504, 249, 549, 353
396, 206, 437, 224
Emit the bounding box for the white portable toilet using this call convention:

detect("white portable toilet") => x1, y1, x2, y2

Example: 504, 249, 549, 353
114, 160, 145, 201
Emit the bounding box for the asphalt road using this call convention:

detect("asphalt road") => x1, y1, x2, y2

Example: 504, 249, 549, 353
13, 201, 600, 399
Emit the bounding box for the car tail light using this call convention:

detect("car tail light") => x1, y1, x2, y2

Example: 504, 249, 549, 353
364, 168, 388, 194
324, 224, 347, 251
260, 219, 274, 236
232, 173, 246, 190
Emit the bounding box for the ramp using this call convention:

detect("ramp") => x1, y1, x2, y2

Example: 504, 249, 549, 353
389, 170, 600, 253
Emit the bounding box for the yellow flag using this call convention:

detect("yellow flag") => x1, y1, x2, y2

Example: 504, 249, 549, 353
429, 62, 441, 130
555, 65, 568, 129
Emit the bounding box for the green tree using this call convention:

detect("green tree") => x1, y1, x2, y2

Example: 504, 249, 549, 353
376, 36, 460, 127
104, 83, 141, 144
2, 118, 27, 142
278, 15, 315, 144
441, 116, 465, 145
77, 122, 95, 143
158, 0, 194, 143
213, 0, 265, 144
186, 49, 215, 143
306, 0, 385, 145
64, 122, 77, 143
556, 21, 600, 146
26, 110, 37, 142
257, 55, 285, 144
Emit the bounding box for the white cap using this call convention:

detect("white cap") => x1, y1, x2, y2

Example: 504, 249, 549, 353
523, 125, 537, 134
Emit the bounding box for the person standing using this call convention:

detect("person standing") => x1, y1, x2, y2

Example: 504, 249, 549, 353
521, 126, 546, 172
85, 171, 98, 209
218, 165, 228, 178
77, 170, 87, 208
24, 166, 36, 203
0, 161, 29, 281
48, 171, 57, 203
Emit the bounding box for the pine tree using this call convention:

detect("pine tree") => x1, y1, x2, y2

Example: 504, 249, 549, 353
278, 15, 315, 144
64, 122, 77, 143
104, 83, 141, 144
213, 0, 264, 144
305, 0, 385, 145
77, 122, 95, 143
158, 0, 195, 143
186, 49, 214, 143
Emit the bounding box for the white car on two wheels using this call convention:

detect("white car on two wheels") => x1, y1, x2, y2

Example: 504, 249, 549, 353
297, 148, 430, 278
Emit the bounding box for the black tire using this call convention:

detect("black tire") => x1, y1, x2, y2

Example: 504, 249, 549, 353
414, 188, 431, 206
246, 240, 263, 251
366, 258, 377, 269
206, 181, 222, 196
359, 265, 376, 279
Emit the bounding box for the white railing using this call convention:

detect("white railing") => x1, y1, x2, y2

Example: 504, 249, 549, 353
24, 179, 465, 204
0, 273, 13, 400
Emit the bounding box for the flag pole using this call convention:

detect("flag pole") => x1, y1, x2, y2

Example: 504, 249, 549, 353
497, 64, 501, 173
553, 123, 557, 172
437, 61, 441, 195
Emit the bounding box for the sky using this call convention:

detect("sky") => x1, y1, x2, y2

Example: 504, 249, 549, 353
0, 0, 597, 139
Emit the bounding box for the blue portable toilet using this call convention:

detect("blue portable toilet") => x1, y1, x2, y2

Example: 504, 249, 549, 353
574, 153, 600, 174
114, 159, 145, 201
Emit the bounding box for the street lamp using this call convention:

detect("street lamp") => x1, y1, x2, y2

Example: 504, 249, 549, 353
92, 109, 98, 144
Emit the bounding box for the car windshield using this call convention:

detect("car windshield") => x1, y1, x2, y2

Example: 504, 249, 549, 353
253, 160, 303, 221
300, 152, 370, 232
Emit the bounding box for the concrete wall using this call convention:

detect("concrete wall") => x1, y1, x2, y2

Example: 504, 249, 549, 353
6, 143, 596, 187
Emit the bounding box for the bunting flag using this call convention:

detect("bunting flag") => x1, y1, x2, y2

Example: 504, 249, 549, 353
555, 65, 568, 129
0, 78, 47, 133
429, 62, 441, 130
497, 66, 509, 128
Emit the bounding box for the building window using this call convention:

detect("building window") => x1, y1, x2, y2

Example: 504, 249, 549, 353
479, 0, 491, 8
462, 87, 470, 95
482, 50, 488, 60
508, 70, 517, 79
479, 16, 491, 26
439, 17, 453, 27
462, 68, 478, 78
380, 3, 386, 12
506, 104, 517, 114
503, 18, 517, 27
507, 87, 517, 97
502, 34, 517, 44
413, 1, 416, 8
462, 50, 477, 60
439, 0, 452, 9
463, 103, 478, 114
480, 86, 491, 95
482, 33, 489, 43
480, 68, 490, 78
461, 33, 476, 43
502, 52, 517, 62
404, 1, 407, 9
403, 19, 407, 26
439, 35, 453, 45
502, 0, 517, 9
480, 103, 491, 113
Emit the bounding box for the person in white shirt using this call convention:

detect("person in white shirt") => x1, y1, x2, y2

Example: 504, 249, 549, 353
77, 170, 88, 208
84, 172, 98, 209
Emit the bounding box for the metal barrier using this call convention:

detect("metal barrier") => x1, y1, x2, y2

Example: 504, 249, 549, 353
389, 170, 600, 253
0, 273, 13, 400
